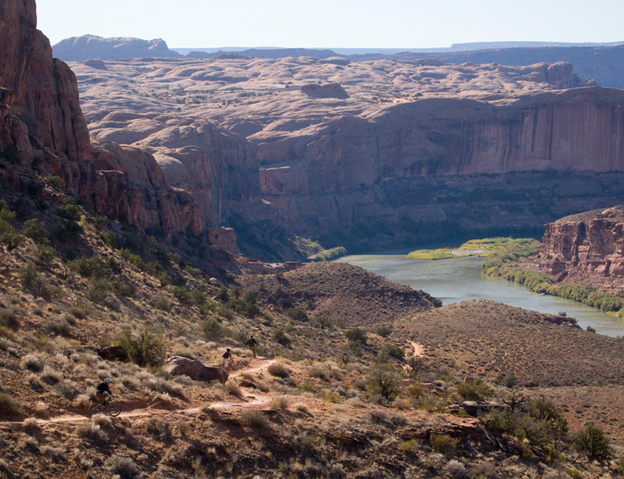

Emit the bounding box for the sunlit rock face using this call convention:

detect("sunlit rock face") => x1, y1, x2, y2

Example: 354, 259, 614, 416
0, 0, 202, 237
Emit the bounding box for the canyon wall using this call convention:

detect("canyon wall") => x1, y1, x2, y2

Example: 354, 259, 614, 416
53, 35, 181, 61
259, 87, 624, 246
0, 0, 202, 237
534, 206, 624, 296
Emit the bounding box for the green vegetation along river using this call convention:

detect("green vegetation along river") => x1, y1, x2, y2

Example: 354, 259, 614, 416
336, 253, 624, 337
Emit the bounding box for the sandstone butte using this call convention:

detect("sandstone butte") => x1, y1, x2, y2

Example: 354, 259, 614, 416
532, 206, 624, 296
68, 53, 624, 253
0, 0, 202, 239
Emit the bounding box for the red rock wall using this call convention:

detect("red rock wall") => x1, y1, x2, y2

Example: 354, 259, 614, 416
536, 206, 624, 295
0, 0, 202, 237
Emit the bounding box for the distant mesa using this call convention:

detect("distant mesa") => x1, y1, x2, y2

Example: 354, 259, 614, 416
53, 35, 181, 61
83, 59, 107, 70
301, 83, 348, 99
318, 56, 350, 66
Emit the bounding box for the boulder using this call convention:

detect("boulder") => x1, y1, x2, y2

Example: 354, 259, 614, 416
164, 356, 229, 384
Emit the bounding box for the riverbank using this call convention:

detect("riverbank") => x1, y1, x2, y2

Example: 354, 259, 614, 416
405, 237, 537, 260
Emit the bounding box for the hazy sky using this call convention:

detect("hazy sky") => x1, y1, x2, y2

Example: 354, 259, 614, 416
36, 0, 624, 49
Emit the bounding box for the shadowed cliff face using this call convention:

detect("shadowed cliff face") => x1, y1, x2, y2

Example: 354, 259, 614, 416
0, 0, 202, 237
534, 206, 624, 295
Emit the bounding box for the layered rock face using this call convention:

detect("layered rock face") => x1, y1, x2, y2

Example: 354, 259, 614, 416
535, 206, 624, 295
0, 0, 201, 237
53, 35, 181, 61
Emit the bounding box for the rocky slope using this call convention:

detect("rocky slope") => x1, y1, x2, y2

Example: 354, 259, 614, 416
68, 55, 624, 250
52, 35, 181, 61
531, 206, 624, 295
0, 0, 201, 238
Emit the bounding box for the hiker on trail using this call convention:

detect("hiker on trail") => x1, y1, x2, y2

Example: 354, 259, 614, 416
95, 378, 112, 405
245, 336, 258, 358
222, 348, 233, 370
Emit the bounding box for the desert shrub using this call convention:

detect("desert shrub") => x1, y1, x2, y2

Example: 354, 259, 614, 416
87, 279, 110, 303
0, 308, 19, 329
44, 318, 71, 336
241, 409, 269, 428
44, 175, 65, 191
105, 455, 140, 478
468, 462, 497, 479
41, 368, 63, 384
398, 439, 418, 454
272, 329, 291, 346
21, 354, 44, 372
326, 464, 346, 479
268, 363, 291, 378
375, 325, 393, 337
145, 377, 184, 398
146, 418, 172, 442
270, 397, 288, 410
322, 390, 341, 403
495, 371, 518, 388
383, 344, 405, 360
430, 433, 460, 455
68, 307, 87, 320
201, 317, 226, 339
295, 402, 310, 413
573, 422, 613, 463
68, 256, 104, 278
22, 219, 49, 244
153, 296, 171, 312
366, 363, 402, 400
286, 307, 308, 322
216, 286, 229, 302
344, 328, 367, 344
0, 392, 20, 417
19, 261, 40, 291
23, 417, 40, 435
456, 379, 494, 401
41, 445, 66, 462
54, 380, 79, 400
224, 380, 243, 398
308, 368, 329, 381
58, 202, 81, 221
118, 327, 165, 367
311, 316, 332, 329
35, 245, 57, 263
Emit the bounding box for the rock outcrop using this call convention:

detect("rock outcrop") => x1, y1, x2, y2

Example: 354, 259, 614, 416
0, 0, 202, 237
53, 35, 181, 61
164, 356, 229, 384
534, 206, 624, 295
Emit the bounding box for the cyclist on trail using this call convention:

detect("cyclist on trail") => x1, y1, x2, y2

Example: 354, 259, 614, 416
95, 378, 112, 406
245, 335, 258, 358
222, 348, 232, 370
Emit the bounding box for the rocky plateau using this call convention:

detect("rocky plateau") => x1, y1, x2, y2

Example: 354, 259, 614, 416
68, 55, 624, 251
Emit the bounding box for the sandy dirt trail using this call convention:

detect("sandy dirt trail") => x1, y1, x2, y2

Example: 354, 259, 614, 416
1, 358, 279, 426
411, 341, 425, 357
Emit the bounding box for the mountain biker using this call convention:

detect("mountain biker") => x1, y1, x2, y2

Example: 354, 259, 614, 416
95, 378, 113, 406
245, 336, 258, 358
222, 348, 232, 370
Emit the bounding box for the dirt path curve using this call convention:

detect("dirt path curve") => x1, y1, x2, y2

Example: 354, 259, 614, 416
411, 341, 425, 357
2, 357, 279, 426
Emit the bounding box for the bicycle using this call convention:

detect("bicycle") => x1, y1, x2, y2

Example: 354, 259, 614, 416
88, 396, 121, 417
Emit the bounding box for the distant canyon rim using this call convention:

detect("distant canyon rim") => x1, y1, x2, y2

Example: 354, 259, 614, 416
66, 54, 624, 257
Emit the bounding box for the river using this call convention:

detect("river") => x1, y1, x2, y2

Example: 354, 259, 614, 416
336, 253, 624, 337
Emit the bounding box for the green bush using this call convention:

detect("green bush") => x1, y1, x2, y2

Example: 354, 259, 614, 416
375, 325, 393, 337
35, 245, 56, 264
44, 175, 65, 191
268, 363, 290, 378
456, 379, 494, 401
344, 328, 367, 345
383, 344, 405, 360
366, 363, 402, 400
286, 307, 307, 322
430, 433, 460, 455
117, 328, 165, 367
201, 317, 226, 340
22, 219, 49, 244
68, 257, 104, 278
0, 204, 23, 250
87, 279, 110, 304
272, 329, 291, 346
574, 422, 613, 463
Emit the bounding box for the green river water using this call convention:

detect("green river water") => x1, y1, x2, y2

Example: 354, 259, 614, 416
336, 253, 624, 337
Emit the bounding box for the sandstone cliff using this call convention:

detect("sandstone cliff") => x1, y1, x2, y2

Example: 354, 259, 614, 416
0, 0, 202, 237
53, 35, 181, 61
534, 206, 624, 295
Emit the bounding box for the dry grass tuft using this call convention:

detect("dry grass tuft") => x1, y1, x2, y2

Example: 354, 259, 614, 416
105, 455, 140, 478
0, 392, 20, 417
294, 402, 310, 414
270, 397, 288, 410
20, 354, 44, 372
224, 380, 243, 398
23, 417, 39, 435
268, 363, 290, 378
240, 409, 269, 429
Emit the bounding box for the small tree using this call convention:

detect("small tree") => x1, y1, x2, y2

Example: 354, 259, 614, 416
574, 422, 613, 463
367, 363, 402, 400
118, 328, 165, 367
